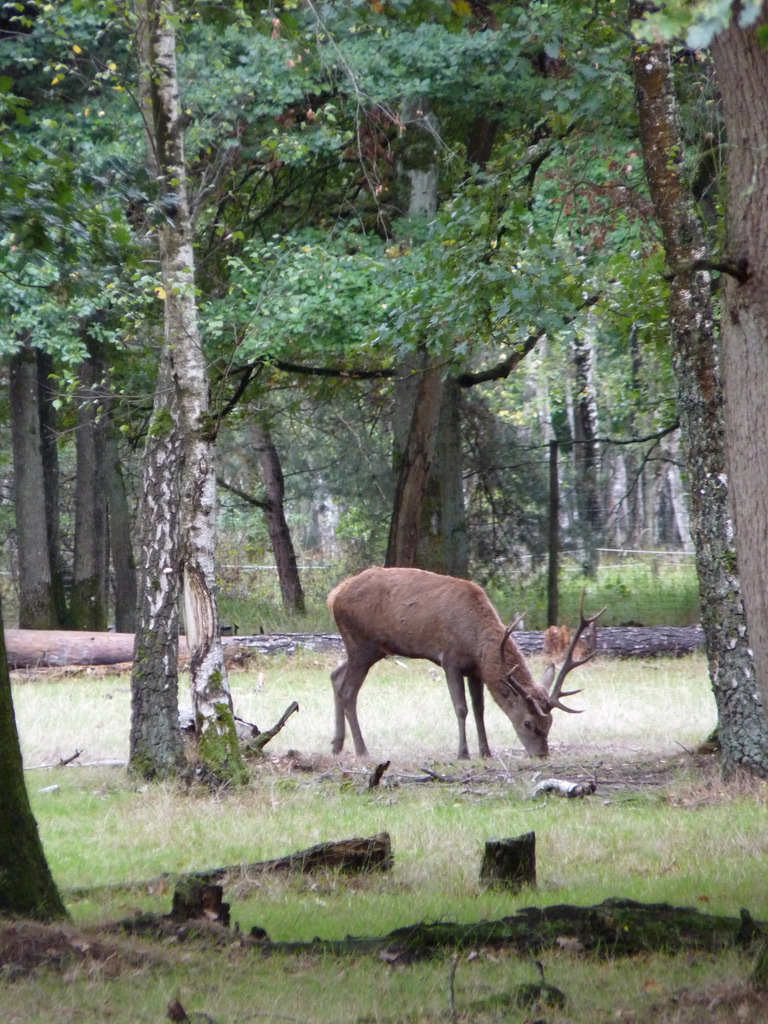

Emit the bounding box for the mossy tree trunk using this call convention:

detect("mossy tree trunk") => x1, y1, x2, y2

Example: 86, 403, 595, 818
631, 4, 768, 777
135, 0, 245, 784
0, 596, 67, 920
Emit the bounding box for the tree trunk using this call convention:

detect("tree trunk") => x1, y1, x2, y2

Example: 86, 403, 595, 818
137, 0, 245, 783
385, 358, 445, 567
0, 595, 67, 920
9, 338, 58, 629
479, 832, 536, 892
71, 335, 109, 631
632, 7, 768, 777
710, 14, 768, 738
129, 346, 186, 779
417, 376, 469, 576
570, 331, 602, 573
36, 348, 69, 628
105, 427, 137, 633
253, 422, 305, 614
386, 100, 468, 574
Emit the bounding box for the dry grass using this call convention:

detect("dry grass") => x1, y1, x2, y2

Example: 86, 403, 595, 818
12, 651, 717, 767
6, 651, 768, 1024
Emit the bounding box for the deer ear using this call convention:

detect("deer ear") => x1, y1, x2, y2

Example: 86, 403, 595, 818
539, 662, 556, 691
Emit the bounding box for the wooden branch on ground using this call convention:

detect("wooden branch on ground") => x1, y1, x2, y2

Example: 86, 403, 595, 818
368, 761, 391, 789
74, 833, 394, 904
240, 702, 299, 755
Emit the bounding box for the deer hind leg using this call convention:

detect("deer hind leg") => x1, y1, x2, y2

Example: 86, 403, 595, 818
330, 656, 373, 756
467, 674, 491, 758
443, 663, 471, 759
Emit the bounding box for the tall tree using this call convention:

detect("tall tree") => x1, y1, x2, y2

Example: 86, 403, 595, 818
571, 331, 602, 574
71, 334, 109, 631
631, 3, 768, 776
129, 343, 186, 778
106, 425, 138, 633
0, 594, 67, 919
9, 338, 58, 628
134, 0, 245, 782
709, 11, 768, 735
253, 421, 305, 615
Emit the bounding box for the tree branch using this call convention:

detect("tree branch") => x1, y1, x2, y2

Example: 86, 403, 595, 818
217, 476, 270, 511
662, 257, 749, 284
457, 294, 601, 388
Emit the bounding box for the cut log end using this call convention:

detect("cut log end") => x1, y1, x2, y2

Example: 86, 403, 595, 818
170, 878, 230, 927
479, 832, 536, 892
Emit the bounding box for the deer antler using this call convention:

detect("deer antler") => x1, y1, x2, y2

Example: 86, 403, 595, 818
501, 612, 552, 716
499, 612, 525, 662
546, 590, 605, 713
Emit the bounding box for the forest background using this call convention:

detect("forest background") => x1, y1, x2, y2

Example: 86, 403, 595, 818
0, 0, 700, 638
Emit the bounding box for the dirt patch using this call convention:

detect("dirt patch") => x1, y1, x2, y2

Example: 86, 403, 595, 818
0, 918, 162, 980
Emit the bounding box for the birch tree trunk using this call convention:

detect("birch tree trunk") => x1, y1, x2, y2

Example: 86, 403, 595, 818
129, 344, 186, 778
135, 0, 245, 783
570, 331, 602, 574
631, 7, 768, 776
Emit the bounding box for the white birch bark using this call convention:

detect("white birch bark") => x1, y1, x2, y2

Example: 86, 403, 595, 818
134, 0, 245, 782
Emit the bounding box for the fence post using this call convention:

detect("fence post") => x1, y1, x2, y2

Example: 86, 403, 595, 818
548, 439, 559, 627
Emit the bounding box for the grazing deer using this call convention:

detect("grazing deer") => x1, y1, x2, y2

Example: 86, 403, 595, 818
327, 566, 603, 759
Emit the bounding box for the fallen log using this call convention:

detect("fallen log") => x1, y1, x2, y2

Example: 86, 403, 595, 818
264, 899, 764, 959
69, 833, 393, 902
5, 625, 703, 670
116, 898, 766, 962
187, 832, 393, 879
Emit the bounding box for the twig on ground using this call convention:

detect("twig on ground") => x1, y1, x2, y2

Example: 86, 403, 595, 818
246, 702, 300, 754
448, 954, 460, 1024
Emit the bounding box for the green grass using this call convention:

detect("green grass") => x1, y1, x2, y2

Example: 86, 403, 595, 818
7, 652, 768, 1024
217, 556, 701, 635
488, 559, 701, 629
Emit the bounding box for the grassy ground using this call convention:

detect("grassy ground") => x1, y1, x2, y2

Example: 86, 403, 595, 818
6, 651, 768, 1024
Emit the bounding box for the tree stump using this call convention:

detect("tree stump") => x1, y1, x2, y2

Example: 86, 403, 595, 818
170, 877, 230, 926
479, 832, 536, 892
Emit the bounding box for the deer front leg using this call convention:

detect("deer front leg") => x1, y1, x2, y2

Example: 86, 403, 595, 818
467, 674, 492, 758
443, 663, 471, 759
